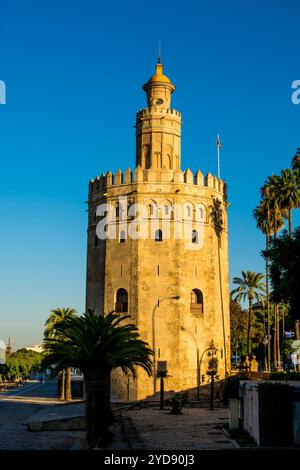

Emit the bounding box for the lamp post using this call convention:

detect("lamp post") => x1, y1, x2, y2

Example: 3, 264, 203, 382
199, 340, 219, 400
152, 296, 180, 394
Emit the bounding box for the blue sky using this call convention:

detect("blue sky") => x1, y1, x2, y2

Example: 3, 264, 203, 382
0, 0, 299, 349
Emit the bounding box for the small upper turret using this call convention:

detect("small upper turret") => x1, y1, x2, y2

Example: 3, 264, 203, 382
142, 58, 175, 110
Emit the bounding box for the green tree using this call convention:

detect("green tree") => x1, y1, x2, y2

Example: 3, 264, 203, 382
291, 148, 300, 171
260, 174, 286, 239
265, 228, 300, 324
42, 310, 152, 448
2, 349, 44, 380
278, 168, 300, 236
253, 200, 284, 370
230, 299, 247, 356
231, 271, 265, 357
44, 307, 77, 400
156, 369, 169, 410
13, 349, 43, 376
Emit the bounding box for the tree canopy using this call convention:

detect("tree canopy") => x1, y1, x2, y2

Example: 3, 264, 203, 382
264, 227, 300, 321
0, 348, 44, 380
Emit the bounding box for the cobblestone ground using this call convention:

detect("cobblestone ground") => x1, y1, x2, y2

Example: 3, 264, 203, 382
0, 382, 85, 450
127, 407, 237, 450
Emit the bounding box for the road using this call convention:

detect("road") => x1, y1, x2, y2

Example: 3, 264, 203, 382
0, 380, 85, 450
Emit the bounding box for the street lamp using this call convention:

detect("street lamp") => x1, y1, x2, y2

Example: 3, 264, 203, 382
152, 296, 180, 394
199, 340, 220, 402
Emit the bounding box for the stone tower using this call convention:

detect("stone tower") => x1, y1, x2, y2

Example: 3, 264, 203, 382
86, 59, 230, 401
6, 338, 12, 357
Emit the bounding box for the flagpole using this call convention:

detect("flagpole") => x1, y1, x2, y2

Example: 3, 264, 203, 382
217, 134, 220, 179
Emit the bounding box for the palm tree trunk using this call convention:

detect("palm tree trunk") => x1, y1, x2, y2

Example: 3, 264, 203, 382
60, 369, 66, 400
288, 210, 292, 237
247, 299, 252, 358
272, 218, 279, 371
84, 377, 93, 445
105, 373, 115, 425
295, 320, 300, 372
273, 305, 278, 371
282, 309, 285, 369
84, 376, 114, 448
160, 377, 164, 410
266, 234, 271, 371
277, 306, 281, 370
65, 368, 72, 401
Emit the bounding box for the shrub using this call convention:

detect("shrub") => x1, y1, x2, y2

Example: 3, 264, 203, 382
221, 375, 249, 406
269, 371, 300, 381
269, 371, 288, 380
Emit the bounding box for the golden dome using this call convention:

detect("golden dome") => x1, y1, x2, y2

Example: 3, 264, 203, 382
148, 62, 171, 83
143, 60, 175, 91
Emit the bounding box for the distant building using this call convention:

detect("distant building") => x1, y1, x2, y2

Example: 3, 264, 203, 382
26, 344, 43, 353
6, 338, 13, 357
0, 340, 6, 364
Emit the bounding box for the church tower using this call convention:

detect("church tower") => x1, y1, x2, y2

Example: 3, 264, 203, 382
6, 338, 12, 357
86, 59, 230, 401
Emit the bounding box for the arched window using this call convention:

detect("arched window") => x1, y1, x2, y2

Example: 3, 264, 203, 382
127, 203, 135, 219
164, 205, 169, 215
149, 204, 154, 216
185, 205, 192, 218
199, 206, 204, 219
115, 205, 119, 218
190, 289, 203, 315
192, 230, 198, 244
115, 288, 128, 313
155, 229, 163, 242
119, 231, 126, 243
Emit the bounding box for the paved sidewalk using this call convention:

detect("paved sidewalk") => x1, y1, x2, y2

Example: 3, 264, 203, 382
0, 380, 85, 450
0, 399, 85, 450
126, 407, 238, 450
25, 403, 86, 431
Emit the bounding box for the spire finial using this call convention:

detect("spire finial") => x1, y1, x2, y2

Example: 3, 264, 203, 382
158, 40, 161, 64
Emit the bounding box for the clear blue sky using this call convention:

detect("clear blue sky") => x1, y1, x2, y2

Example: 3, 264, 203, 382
0, 0, 299, 350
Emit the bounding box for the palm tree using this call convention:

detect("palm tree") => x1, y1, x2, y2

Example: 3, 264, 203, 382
156, 369, 169, 410
260, 175, 286, 238
278, 168, 300, 236
291, 148, 300, 171
253, 201, 284, 371
44, 307, 77, 400
231, 271, 265, 358
260, 176, 287, 370
42, 310, 152, 448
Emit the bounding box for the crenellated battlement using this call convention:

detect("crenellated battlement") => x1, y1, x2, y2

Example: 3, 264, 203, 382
89, 166, 227, 196
136, 107, 181, 119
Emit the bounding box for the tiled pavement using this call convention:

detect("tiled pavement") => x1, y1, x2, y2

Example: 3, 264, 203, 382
0, 380, 237, 450
126, 407, 238, 450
